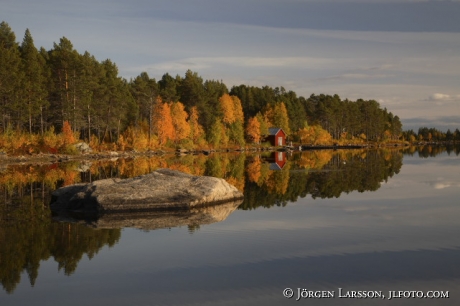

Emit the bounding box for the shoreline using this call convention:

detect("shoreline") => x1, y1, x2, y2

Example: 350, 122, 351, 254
1, 141, 458, 167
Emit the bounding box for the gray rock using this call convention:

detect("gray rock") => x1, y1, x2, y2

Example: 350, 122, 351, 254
50, 168, 244, 216
74, 142, 93, 153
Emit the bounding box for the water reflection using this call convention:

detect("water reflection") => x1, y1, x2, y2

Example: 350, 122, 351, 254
0, 146, 455, 296
403, 144, 460, 157
241, 149, 403, 209
0, 219, 120, 293
78, 200, 242, 231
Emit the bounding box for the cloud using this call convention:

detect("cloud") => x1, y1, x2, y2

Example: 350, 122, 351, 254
142, 56, 337, 73
433, 183, 452, 190
427, 180, 460, 190
122, 0, 460, 32
314, 73, 392, 82
429, 93, 460, 101
401, 116, 460, 131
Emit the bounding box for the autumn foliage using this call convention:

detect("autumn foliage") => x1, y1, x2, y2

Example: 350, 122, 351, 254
152, 97, 175, 146
298, 124, 333, 145
246, 117, 261, 143
0, 121, 80, 155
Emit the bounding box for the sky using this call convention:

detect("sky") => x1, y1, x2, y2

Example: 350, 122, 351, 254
2, 0, 459, 131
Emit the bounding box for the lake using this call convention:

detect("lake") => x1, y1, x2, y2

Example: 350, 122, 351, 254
1, 146, 459, 305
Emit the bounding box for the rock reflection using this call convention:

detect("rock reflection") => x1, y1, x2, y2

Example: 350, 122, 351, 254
83, 200, 242, 230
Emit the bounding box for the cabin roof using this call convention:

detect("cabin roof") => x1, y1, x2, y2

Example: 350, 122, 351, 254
268, 127, 285, 136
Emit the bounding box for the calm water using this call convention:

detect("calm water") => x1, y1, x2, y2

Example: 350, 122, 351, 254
1, 147, 459, 305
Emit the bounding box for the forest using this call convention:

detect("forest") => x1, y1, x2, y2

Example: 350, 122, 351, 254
1, 21, 459, 154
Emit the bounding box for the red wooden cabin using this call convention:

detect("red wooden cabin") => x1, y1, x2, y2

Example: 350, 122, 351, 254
267, 128, 287, 146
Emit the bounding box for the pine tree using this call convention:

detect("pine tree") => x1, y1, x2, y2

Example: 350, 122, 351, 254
20, 29, 46, 133
130, 71, 158, 138
48, 37, 78, 127
0, 21, 23, 130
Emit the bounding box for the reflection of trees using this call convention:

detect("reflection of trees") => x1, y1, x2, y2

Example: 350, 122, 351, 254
403, 145, 460, 158
205, 153, 246, 192
240, 149, 403, 209
265, 161, 291, 195
0, 153, 248, 293
49, 223, 120, 275
0, 183, 121, 293
4, 146, 450, 292
305, 149, 402, 198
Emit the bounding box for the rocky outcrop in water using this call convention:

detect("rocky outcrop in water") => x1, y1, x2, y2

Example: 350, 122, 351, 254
50, 168, 244, 216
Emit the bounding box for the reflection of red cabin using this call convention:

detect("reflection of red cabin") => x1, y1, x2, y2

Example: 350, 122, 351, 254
268, 151, 287, 170
267, 128, 287, 146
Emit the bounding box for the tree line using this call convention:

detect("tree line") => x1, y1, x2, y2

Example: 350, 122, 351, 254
1, 21, 414, 153
403, 127, 460, 143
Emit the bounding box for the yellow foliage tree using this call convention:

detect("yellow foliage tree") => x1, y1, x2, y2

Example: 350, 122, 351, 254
219, 93, 235, 124
170, 102, 190, 143
298, 123, 314, 144
298, 125, 333, 145
232, 95, 244, 123
256, 112, 269, 136
217, 94, 245, 146
262, 102, 290, 135
263, 105, 274, 128
273, 102, 291, 135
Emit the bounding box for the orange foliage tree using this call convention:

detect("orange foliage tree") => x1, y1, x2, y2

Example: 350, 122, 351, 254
170, 102, 190, 143
246, 116, 261, 143
62, 121, 76, 145
152, 97, 175, 146
188, 106, 205, 144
